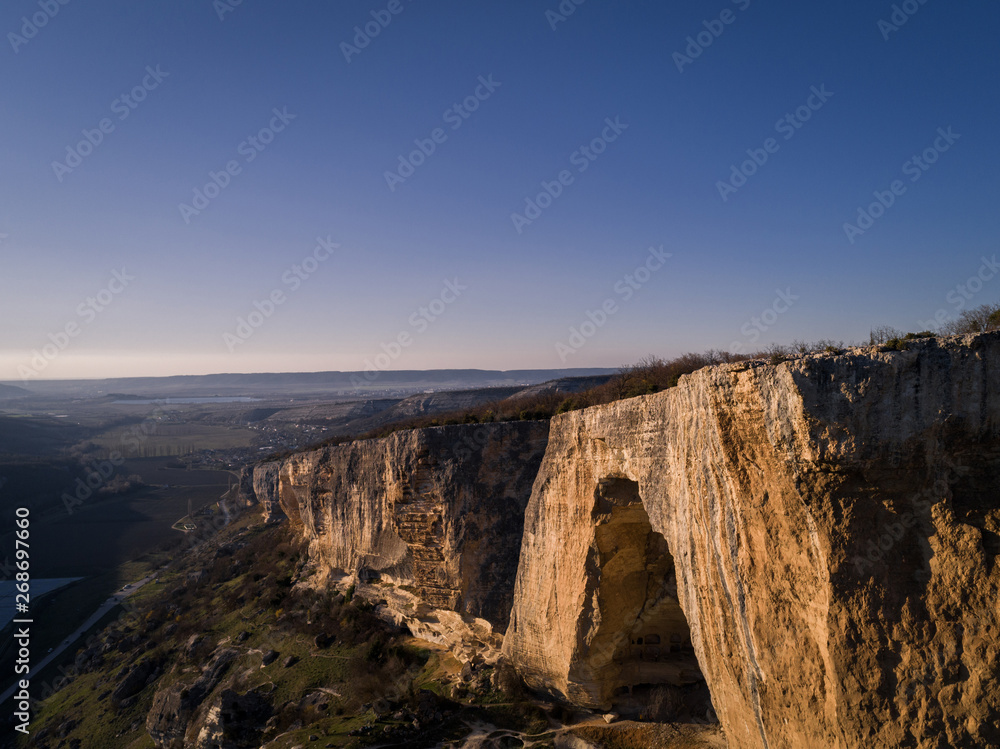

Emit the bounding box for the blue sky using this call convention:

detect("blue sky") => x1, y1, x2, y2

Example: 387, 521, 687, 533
1, 0, 998, 379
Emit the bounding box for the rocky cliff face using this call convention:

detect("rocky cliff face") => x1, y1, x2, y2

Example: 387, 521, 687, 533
237, 461, 283, 522
503, 333, 1000, 749
250, 422, 549, 639
241, 335, 998, 748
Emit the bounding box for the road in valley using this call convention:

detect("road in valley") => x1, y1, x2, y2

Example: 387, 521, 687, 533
0, 573, 158, 706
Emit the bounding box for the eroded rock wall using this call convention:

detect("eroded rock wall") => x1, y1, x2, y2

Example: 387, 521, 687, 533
503, 334, 1000, 749
237, 461, 283, 523
257, 422, 548, 633
252, 461, 283, 522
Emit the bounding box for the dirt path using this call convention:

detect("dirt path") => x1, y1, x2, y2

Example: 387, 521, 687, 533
424, 717, 727, 749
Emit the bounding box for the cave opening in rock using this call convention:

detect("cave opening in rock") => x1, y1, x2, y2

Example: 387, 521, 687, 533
589, 476, 714, 721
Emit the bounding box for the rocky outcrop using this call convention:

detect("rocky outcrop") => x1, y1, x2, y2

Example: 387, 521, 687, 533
232, 334, 999, 748
252, 461, 283, 522
146, 649, 238, 749
191, 689, 272, 749
237, 461, 283, 522
112, 657, 163, 707
256, 422, 549, 636
236, 466, 255, 508
503, 333, 1000, 749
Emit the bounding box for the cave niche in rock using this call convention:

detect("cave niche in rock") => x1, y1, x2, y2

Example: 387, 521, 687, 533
587, 476, 713, 720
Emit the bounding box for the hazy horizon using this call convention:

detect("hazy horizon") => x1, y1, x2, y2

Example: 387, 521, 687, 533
1, 365, 619, 385
3, 1, 999, 380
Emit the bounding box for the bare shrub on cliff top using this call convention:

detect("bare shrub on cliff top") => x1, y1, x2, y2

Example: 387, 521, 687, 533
869, 303, 1000, 343
941, 303, 1000, 335
297, 337, 923, 453
609, 353, 717, 398
870, 325, 906, 345
345, 353, 723, 441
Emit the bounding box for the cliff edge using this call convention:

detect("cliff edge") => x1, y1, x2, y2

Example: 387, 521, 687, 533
244, 421, 549, 654
243, 334, 999, 748
503, 333, 1000, 749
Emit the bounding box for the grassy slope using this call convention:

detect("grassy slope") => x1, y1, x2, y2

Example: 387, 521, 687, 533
14, 513, 552, 749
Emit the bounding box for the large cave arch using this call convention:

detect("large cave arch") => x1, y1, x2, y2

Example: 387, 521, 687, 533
576, 476, 712, 719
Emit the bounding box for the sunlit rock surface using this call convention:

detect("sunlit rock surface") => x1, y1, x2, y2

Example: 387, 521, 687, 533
503, 333, 1000, 749
254, 422, 548, 637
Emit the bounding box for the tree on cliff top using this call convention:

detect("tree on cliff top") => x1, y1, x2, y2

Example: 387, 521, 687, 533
941, 303, 1000, 335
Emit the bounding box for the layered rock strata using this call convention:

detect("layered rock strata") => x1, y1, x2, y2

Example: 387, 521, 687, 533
503, 334, 1000, 749
248, 422, 549, 636
246, 334, 999, 748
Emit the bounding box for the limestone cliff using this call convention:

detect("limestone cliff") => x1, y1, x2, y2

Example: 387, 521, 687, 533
503, 333, 1000, 749
238, 461, 283, 522
248, 422, 549, 639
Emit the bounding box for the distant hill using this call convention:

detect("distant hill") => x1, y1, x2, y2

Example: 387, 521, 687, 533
502, 375, 614, 402
0, 383, 31, 400
336, 387, 525, 433
239, 378, 616, 438
0, 414, 91, 457
2, 368, 617, 400
345, 378, 615, 433
251, 386, 548, 436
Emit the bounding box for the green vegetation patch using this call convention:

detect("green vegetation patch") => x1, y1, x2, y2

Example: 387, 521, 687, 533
20, 516, 550, 749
